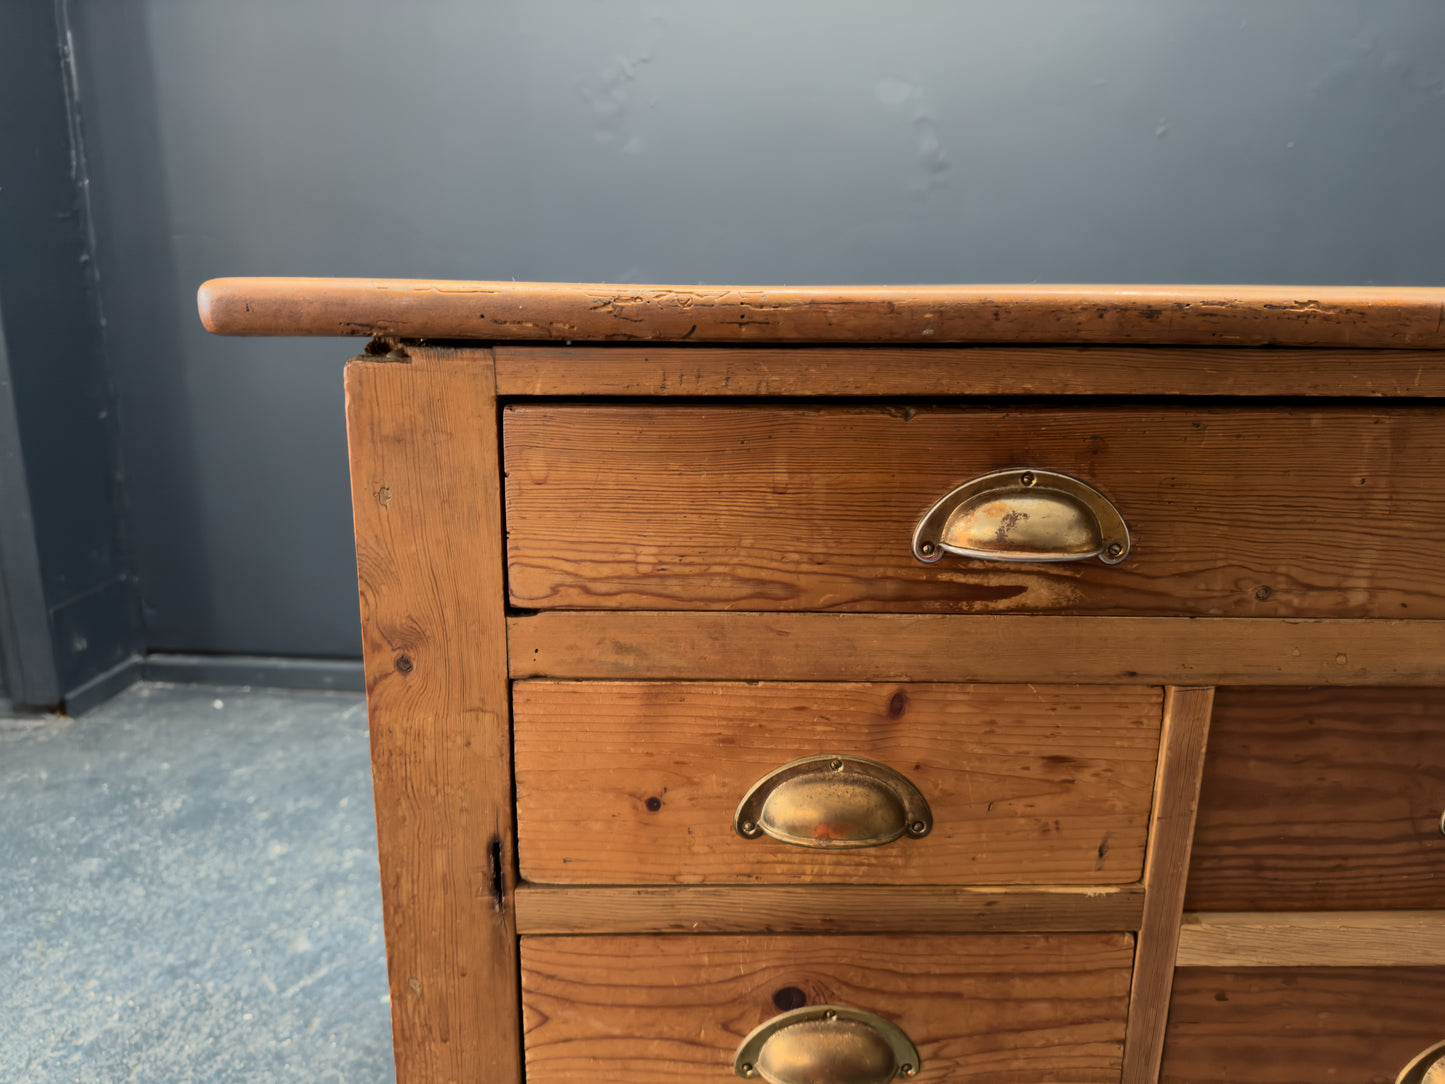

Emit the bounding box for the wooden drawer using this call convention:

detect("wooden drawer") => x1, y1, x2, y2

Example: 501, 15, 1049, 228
504, 405, 1445, 616
1161, 967, 1445, 1082
521, 933, 1134, 1084
513, 681, 1161, 885
1186, 687, 1445, 911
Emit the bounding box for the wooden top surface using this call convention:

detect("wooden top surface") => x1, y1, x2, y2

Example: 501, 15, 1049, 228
198, 277, 1445, 347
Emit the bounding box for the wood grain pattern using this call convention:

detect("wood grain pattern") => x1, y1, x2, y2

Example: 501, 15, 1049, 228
1161, 967, 1445, 1083
513, 883, 1145, 934
504, 405, 1445, 617
1121, 687, 1215, 1084
1186, 687, 1445, 911
198, 278, 1445, 347
344, 347, 520, 1084
1177, 911, 1445, 967
512, 681, 1161, 885
507, 611, 1445, 685
494, 344, 1445, 397
520, 933, 1134, 1084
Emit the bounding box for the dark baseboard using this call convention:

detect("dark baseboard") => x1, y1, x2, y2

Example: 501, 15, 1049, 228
138, 654, 366, 694
63, 653, 365, 715
64, 654, 142, 716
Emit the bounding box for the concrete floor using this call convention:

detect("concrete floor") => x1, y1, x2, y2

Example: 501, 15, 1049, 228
1, 683, 395, 1083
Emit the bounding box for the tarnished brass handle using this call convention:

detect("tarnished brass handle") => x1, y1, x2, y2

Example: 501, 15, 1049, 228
912, 468, 1129, 565
1398, 1039, 1445, 1083
735, 1005, 921, 1083
734, 755, 932, 849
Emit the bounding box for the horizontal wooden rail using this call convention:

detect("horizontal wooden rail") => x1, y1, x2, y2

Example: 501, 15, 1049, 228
1176, 911, 1445, 967
508, 612, 1445, 684
513, 883, 1144, 935
198, 278, 1445, 347
494, 344, 1445, 397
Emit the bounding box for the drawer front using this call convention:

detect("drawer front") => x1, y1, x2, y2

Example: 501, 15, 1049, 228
1162, 967, 1445, 1083
1186, 687, 1445, 910
513, 681, 1161, 885
521, 933, 1133, 1084
504, 405, 1445, 616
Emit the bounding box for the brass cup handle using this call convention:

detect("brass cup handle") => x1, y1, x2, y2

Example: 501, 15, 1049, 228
1397, 1039, 1445, 1083
734, 755, 932, 849
735, 1005, 921, 1083
912, 468, 1129, 565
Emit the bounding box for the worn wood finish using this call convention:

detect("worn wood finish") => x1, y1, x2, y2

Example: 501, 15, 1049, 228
494, 344, 1445, 398
513, 681, 1161, 885
1122, 687, 1215, 1084
504, 405, 1445, 617
1177, 911, 1445, 967
234, 279, 1445, 1084
344, 347, 521, 1084
520, 933, 1134, 1084
1161, 967, 1445, 1083
507, 611, 1445, 685
1186, 687, 1445, 911
198, 278, 1445, 347
513, 883, 1146, 934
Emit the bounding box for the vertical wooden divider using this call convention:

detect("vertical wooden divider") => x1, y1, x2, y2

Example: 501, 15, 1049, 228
1121, 685, 1215, 1084
345, 346, 521, 1084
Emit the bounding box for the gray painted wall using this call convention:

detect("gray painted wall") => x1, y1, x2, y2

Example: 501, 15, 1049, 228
72, 0, 1445, 659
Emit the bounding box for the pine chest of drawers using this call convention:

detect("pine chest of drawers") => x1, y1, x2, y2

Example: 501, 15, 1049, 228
201, 279, 1445, 1084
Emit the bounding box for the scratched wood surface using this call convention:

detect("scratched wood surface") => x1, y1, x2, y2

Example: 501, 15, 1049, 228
493, 344, 1445, 397
512, 883, 1145, 934
198, 278, 1445, 347
1121, 687, 1214, 1084
344, 347, 520, 1084
1161, 967, 1445, 1083
507, 612, 1445, 685
504, 405, 1445, 617
512, 681, 1161, 885
1186, 686, 1445, 911
521, 933, 1134, 1084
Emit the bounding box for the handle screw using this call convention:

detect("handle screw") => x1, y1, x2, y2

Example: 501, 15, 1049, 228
1106, 542, 1124, 558
919, 541, 936, 557
909, 820, 927, 835
830, 759, 844, 772
1020, 471, 1036, 487
739, 1064, 754, 1077
899, 1064, 916, 1077
741, 820, 757, 835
